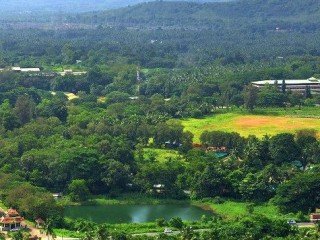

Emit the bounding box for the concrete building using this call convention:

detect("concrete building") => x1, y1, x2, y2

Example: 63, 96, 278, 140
252, 77, 320, 94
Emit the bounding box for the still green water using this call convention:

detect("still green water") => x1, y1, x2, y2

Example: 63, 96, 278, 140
65, 204, 213, 224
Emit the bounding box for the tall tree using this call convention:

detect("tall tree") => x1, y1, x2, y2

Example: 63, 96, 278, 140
269, 133, 300, 165
243, 84, 258, 111
14, 95, 36, 125
305, 85, 312, 99
274, 172, 320, 213
68, 179, 91, 202
281, 79, 286, 94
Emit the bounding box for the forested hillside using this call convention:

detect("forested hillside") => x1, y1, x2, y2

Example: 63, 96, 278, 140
1, 0, 320, 68
72, 0, 320, 29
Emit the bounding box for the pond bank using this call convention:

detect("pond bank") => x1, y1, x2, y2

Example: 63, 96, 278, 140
59, 193, 194, 206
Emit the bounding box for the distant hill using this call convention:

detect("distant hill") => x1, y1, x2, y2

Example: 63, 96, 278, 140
71, 0, 320, 29
0, 0, 235, 14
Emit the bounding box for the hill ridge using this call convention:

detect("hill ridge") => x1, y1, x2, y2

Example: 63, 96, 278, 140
68, 0, 320, 29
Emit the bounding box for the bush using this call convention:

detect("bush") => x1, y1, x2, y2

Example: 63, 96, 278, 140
246, 203, 255, 214
169, 217, 184, 229
156, 218, 167, 227
212, 196, 226, 204
68, 179, 91, 202
296, 211, 308, 222
110, 231, 128, 240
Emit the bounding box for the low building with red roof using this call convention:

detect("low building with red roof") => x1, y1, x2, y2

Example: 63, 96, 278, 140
0, 208, 24, 231
310, 213, 320, 223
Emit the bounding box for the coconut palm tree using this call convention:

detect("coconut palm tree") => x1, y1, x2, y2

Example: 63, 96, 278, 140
43, 219, 55, 240
11, 231, 24, 240
81, 231, 95, 240
0, 232, 5, 240
96, 224, 109, 240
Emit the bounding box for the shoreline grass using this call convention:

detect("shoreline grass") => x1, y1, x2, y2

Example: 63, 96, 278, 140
199, 199, 297, 220
58, 193, 192, 207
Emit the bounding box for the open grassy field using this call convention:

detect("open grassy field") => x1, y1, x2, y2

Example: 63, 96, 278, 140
181, 110, 320, 142
204, 200, 296, 220
141, 148, 185, 163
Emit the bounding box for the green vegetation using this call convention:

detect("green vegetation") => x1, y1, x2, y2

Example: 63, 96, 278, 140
0, 1, 320, 239
55, 216, 212, 236
84, 0, 320, 28
0, 173, 61, 221
53, 228, 83, 238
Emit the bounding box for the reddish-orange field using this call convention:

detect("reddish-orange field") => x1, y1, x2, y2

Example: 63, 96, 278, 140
182, 113, 320, 142
234, 116, 320, 131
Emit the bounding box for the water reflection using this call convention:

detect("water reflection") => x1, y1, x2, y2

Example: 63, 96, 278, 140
65, 204, 213, 224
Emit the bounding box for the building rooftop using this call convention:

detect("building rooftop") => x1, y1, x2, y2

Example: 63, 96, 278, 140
20, 68, 40, 72
11, 67, 40, 72
252, 78, 320, 85
7, 208, 19, 217
0, 216, 24, 224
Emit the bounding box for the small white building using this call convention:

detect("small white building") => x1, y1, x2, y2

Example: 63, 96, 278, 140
11, 67, 40, 72
153, 184, 165, 193
52, 193, 63, 200
20, 68, 41, 72
58, 69, 87, 76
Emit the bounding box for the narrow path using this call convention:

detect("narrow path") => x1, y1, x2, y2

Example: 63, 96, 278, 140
55, 238, 80, 240
22, 221, 47, 239
297, 222, 315, 228
132, 228, 210, 237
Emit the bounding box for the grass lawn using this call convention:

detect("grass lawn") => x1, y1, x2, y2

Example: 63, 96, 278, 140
181, 110, 320, 142
140, 148, 185, 163
98, 96, 106, 103
203, 200, 296, 220
51, 91, 79, 101
54, 228, 84, 238
65, 92, 79, 101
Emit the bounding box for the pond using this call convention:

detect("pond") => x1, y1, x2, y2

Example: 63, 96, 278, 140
65, 204, 213, 224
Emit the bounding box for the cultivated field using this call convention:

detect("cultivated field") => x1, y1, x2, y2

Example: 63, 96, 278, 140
181, 112, 320, 143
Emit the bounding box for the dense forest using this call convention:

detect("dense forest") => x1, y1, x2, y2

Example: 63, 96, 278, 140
73, 0, 320, 28
0, 0, 320, 239
1, 0, 320, 68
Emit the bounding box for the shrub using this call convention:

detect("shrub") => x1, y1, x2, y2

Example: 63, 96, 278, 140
169, 217, 184, 229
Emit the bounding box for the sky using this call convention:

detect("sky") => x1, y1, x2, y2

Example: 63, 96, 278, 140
0, 0, 235, 13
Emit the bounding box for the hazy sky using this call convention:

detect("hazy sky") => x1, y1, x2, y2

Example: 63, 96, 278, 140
0, 0, 235, 13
